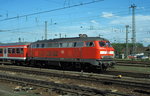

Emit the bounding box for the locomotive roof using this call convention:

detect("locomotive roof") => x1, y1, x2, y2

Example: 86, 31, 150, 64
32, 37, 108, 44
0, 42, 31, 46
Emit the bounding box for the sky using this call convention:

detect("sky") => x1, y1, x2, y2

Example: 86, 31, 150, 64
0, 0, 150, 46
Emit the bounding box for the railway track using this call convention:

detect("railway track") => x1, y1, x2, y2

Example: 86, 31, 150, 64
116, 63, 150, 67
0, 74, 128, 96
116, 60, 150, 67
105, 71, 150, 79
116, 60, 150, 64
0, 65, 150, 90
0, 72, 133, 96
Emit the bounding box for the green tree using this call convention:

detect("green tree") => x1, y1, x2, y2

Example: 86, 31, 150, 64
111, 43, 143, 56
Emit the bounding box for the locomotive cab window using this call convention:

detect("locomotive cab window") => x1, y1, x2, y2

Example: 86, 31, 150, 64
99, 41, 106, 47
86, 42, 94, 47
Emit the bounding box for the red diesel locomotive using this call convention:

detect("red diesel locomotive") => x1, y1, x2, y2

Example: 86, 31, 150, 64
0, 36, 115, 71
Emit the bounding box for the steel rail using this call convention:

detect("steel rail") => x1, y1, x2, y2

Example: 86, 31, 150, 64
0, 65, 150, 89
104, 71, 150, 79
0, 73, 132, 96
116, 60, 150, 65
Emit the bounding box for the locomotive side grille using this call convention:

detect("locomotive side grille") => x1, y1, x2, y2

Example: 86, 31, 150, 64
102, 56, 114, 59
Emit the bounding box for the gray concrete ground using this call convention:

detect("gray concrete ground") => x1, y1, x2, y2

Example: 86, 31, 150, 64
0, 81, 41, 96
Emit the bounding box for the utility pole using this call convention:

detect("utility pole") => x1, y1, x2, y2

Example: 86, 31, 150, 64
125, 25, 129, 59
65, 34, 67, 38
18, 37, 21, 42
45, 21, 48, 40
59, 33, 61, 38
130, 4, 136, 55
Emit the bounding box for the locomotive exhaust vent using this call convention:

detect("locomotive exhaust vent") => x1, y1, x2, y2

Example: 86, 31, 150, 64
79, 34, 88, 38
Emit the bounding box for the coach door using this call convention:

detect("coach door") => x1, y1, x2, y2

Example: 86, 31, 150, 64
3, 48, 8, 57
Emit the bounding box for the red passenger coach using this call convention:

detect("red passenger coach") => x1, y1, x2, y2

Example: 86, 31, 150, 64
0, 42, 30, 64
28, 36, 115, 70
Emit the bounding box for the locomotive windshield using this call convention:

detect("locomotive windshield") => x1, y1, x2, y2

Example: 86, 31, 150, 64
99, 42, 105, 47
106, 42, 112, 47
99, 41, 111, 47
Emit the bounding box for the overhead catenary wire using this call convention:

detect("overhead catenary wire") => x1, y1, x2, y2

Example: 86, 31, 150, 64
1, 3, 150, 29
0, 0, 149, 45
0, 0, 104, 22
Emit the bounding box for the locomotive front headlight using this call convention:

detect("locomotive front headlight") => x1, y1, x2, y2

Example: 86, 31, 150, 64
100, 51, 107, 54
109, 51, 114, 54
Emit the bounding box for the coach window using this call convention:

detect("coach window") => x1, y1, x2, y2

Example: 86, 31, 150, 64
0, 48, 3, 53
86, 42, 94, 47
8, 48, 12, 53
16, 48, 20, 53
20, 48, 24, 54
75, 42, 84, 47
12, 48, 15, 53
4, 49, 6, 54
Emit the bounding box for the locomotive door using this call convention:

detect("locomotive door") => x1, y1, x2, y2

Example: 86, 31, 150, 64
74, 42, 83, 59
74, 48, 81, 58
3, 48, 8, 57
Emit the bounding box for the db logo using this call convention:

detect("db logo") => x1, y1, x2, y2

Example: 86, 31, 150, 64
61, 50, 64, 54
